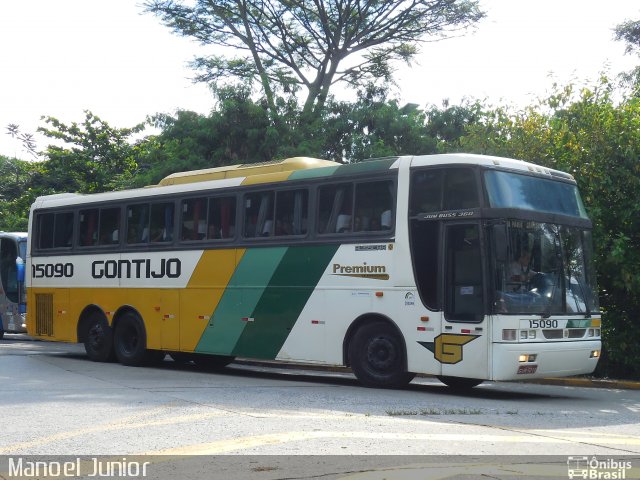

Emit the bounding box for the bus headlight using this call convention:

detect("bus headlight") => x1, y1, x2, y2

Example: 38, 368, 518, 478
518, 354, 537, 363
590, 350, 600, 358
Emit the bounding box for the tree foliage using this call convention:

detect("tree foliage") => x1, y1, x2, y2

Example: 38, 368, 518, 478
37, 111, 144, 193
144, 0, 484, 124
615, 17, 640, 91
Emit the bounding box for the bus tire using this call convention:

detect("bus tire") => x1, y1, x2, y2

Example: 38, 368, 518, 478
114, 312, 149, 366
437, 376, 483, 390
83, 312, 115, 362
192, 354, 235, 369
348, 321, 415, 388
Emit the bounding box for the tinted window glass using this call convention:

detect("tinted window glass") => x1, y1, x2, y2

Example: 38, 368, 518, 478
484, 170, 587, 218
275, 190, 308, 236
354, 181, 393, 232
244, 192, 274, 238
410, 168, 479, 213
317, 184, 353, 234
182, 196, 237, 241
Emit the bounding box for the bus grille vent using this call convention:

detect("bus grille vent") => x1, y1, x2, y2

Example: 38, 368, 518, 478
35, 294, 54, 336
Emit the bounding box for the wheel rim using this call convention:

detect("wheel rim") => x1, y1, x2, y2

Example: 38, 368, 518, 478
366, 335, 398, 373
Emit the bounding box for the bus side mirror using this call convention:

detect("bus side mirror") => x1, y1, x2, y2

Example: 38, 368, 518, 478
492, 225, 508, 263
16, 257, 25, 282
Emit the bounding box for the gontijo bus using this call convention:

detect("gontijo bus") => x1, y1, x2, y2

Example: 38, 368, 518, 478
0, 232, 27, 339
26, 154, 601, 389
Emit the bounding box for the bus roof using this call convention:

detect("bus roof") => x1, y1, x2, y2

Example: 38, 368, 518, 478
410, 153, 575, 181
31, 153, 574, 210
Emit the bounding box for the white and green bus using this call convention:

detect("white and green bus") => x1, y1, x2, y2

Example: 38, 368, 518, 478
26, 154, 601, 388
0, 232, 27, 339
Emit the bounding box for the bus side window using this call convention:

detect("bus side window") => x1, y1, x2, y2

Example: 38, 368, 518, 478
354, 180, 393, 232
317, 184, 353, 234
98, 207, 121, 245
150, 203, 175, 243
443, 169, 479, 210
127, 204, 150, 244
243, 192, 274, 238
181, 199, 207, 241
410, 170, 443, 214
79, 209, 99, 247
210, 196, 236, 240
275, 189, 308, 236
37, 213, 55, 249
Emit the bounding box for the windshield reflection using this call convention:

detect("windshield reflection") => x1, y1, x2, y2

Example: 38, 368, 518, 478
493, 220, 599, 315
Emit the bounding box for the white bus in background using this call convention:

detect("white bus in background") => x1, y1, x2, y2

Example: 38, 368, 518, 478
0, 232, 27, 339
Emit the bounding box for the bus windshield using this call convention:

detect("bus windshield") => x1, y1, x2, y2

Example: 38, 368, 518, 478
484, 170, 588, 218
493, 220, 599, 315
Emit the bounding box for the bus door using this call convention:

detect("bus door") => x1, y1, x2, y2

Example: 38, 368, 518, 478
441, 223, 488, 380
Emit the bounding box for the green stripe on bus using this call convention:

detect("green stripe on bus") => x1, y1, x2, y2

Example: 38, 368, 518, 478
195, 247, 288, 355
333, 158, 397, 176
288, 165, 340, 180
288, 158, 397, 181
231, 244, 339, 359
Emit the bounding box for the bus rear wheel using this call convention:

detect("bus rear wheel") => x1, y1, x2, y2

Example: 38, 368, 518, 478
114, 312, 151, 366
348, 321, 415, 388
84, 312, 115, 362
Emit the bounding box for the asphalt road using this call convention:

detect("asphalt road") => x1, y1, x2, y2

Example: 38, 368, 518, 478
1, 334, 639, 478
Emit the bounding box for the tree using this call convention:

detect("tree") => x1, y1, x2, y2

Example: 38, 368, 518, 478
0, 154, 39, 231
144, 0, 484, 125
614, 18, 640, 91
37, 111, 144, 193
131, 86, 279, 187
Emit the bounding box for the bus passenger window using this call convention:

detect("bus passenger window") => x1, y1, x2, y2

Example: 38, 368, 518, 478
354, 181, 393, 232
208, 196, 236, 240
98, 208, 121, 245
317, 184, 353, 234
275, 189, 308, 236
181, 199, 207, 241
53, 212, 74, 248
127, 204, 149, 244
36, 213, 55, 249
150, 203, 175, 243
79, 209, 99, 247
243, 192, 274, 238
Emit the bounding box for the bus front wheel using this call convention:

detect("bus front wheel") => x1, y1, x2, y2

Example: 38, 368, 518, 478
348, 321, 415, 388
114, 312, 150, 366
84, 312, 115, 362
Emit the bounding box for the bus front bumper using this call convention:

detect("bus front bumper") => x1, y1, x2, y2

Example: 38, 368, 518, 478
492, 340, 601, 381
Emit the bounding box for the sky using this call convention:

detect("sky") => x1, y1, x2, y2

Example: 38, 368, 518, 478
0, 0, 638, 159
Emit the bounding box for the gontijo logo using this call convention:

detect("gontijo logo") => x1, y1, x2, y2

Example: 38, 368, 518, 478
331, 263, 389, 280
419, 334, 480, 365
